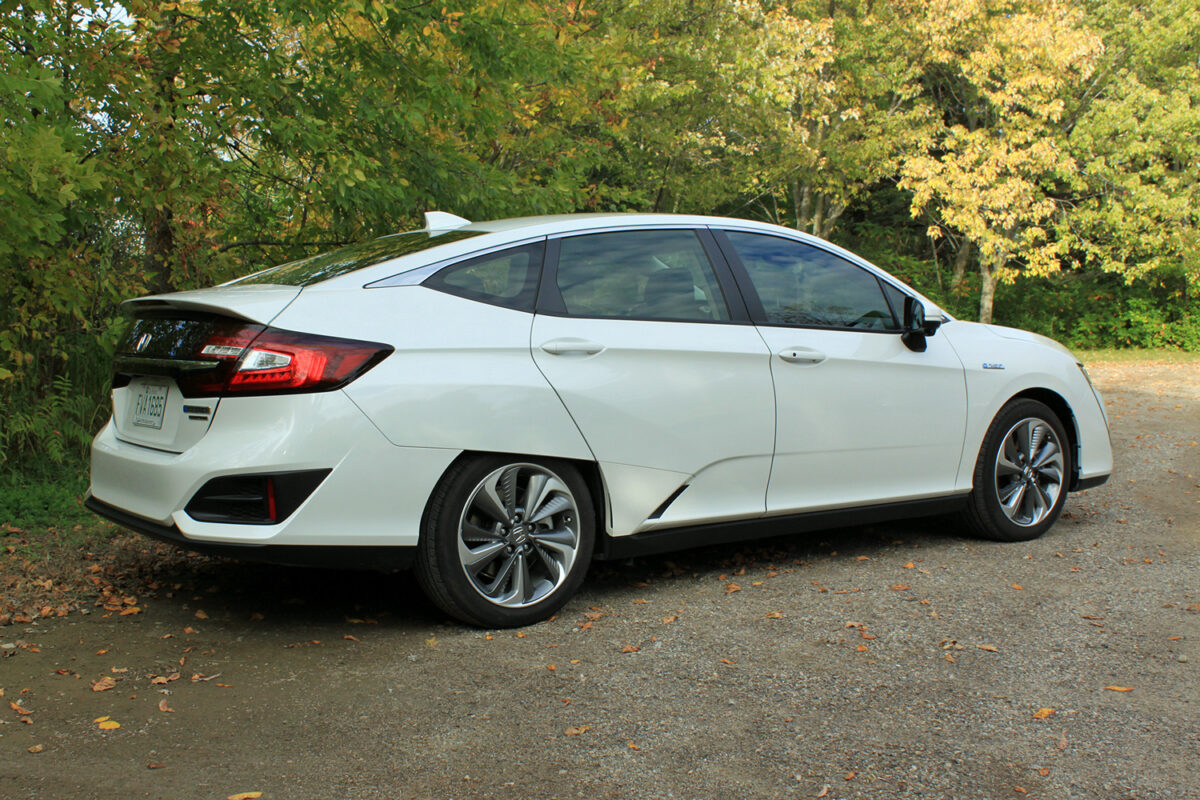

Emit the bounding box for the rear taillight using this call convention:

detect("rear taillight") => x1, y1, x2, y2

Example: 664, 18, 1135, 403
115, 314, 392, 397
221, 328, 391, 394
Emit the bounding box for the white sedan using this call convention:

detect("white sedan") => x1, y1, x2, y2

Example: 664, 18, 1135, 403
87, 212, 1112, 627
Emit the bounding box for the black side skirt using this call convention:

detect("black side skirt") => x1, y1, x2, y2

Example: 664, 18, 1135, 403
85, 494, 413, 571
597, 495, 969, 560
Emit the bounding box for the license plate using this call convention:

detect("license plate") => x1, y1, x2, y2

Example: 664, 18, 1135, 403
131, 383, 169, 429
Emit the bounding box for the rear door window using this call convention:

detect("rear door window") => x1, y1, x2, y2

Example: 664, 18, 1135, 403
549, 229, 731, 322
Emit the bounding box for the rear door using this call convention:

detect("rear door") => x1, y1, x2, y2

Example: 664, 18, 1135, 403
716, 229, 968, 513
530, 228, 776, 534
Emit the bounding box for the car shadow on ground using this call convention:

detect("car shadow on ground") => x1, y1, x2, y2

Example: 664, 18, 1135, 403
106, 514, 970, 631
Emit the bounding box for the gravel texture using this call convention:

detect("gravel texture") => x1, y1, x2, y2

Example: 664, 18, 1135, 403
1, 360, 1197, 800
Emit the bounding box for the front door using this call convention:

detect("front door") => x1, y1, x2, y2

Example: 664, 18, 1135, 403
718, 229, 968, 513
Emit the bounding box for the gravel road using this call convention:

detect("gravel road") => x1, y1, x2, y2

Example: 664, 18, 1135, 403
2, 360, 1197, 800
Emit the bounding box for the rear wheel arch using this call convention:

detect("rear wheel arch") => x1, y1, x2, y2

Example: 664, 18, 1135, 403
420, 450, 606, 545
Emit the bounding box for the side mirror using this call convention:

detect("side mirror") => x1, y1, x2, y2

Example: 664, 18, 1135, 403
901, 297, 928, 352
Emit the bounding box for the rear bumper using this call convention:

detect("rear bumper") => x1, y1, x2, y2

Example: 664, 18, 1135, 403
89, 389, 459, 547
86, 494, 414, 570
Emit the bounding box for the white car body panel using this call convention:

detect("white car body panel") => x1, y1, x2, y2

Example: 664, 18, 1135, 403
940, 322, 1113, 487
754, 324, 969, 513
90, 390, 457, 545
530, 314, 776, 535
274, 285, 594, 460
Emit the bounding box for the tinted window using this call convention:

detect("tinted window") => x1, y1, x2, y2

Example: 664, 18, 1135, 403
424, 243, 544, 311
726, 232, 898, 330
553, 230, 729, 322
230, 229, 484, 287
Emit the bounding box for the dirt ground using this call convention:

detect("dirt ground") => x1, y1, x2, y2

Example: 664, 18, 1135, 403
2, 361, 1198, 800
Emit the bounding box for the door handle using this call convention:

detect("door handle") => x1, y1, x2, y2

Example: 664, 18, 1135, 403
777, 347, 826, 365
540, 338, 605, 356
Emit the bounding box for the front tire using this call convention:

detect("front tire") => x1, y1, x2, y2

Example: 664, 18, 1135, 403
415, 455, 594, 627
961, 399, 1071, 542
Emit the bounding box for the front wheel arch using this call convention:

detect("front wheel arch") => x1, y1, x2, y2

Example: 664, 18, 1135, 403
1008, 388, 1080, 490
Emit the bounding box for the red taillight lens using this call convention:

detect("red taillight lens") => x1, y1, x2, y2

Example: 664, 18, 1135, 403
224, 329, 390, 394
175, 325, 392, 397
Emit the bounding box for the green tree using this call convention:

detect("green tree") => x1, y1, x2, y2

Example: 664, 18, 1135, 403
900, 0, 1101, 323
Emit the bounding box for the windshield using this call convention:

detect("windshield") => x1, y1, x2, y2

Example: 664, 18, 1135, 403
228, 229, 484, 287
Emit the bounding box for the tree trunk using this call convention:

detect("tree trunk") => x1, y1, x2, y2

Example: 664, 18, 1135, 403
144, 208, 175, 295
951, 239, 971, 288
978, 257, 997, 324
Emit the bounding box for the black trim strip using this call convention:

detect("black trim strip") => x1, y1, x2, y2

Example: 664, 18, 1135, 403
597, 495, 968, 560
85, 494, 413, 570
1072, 474, 1110, 492
647, 484, 689, 520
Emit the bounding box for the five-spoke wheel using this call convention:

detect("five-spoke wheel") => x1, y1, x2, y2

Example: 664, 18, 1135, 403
416, 456, 594, 627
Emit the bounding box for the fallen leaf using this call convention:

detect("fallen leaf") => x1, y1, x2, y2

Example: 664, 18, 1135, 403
158, 698, 174, 713
856, 644, 869, 652
1011, 583, 1024, 591
98, 720, 120, 730
28, 744, 44, 753
183, 627, 196, 635
725, 583, 742, 594
119, 607, 142, 616
1039, 768, 1050, 777
1015, 787, 1027, 794
633, 599, 649, 605
579, 621, 593, 632
91, 676, 118, 692
564, 725, 591, 736
856, 555, 870, 561
1103, 686, 1134, 692
191, 672, 221, 682
662, 615, 678, 624
226, 793, 263, 800
627, 741, 640, 750
860, 632, 876, 640
249, 612, 265, 621
147, 762, 166, 770
343, 635, 360, 642
844, 771, 856, 780
9, 701, 32, 716
720, 658, 736, 665
765, 611, 783, 619
547, 664, 556, 671
902, 561, 915, 569
194, 610, 208, 620
890, 584, 911, 591
816, 786, 830, 798
620, 644, 640, 654
582, 611, 605, 621
1033, 708, 1055, 719
515, 632, 527, 639
976, 644, 999, 652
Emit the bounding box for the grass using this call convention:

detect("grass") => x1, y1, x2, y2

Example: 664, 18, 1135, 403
1076, 348, 1200, 364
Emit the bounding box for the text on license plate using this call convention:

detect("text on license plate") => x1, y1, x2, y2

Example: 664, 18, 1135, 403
132, 383, 169, 429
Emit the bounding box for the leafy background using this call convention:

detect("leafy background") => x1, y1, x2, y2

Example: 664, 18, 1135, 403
2, 0, 1198, 474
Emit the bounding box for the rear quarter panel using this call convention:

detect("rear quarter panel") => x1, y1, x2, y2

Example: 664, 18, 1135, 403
270, 285, 593, 460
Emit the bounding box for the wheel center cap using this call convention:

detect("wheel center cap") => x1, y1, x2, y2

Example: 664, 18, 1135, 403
509, 524, 529, 546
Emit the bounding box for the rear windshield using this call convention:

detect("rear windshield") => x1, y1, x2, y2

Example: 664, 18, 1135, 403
229, 229, 484, 287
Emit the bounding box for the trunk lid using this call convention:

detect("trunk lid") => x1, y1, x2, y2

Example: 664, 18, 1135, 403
111, 286, 301, 452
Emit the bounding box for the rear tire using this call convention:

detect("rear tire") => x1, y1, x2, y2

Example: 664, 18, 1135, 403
961, 399, 1072, 542
414, 455, 594, 628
